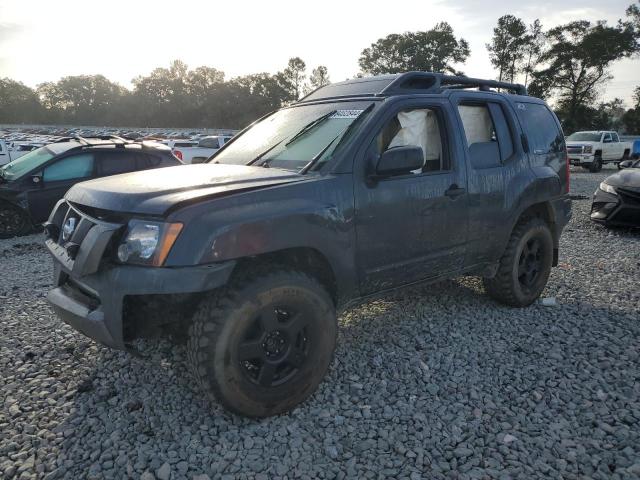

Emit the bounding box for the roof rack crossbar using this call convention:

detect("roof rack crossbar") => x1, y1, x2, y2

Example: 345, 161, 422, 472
379, 72, 527, 96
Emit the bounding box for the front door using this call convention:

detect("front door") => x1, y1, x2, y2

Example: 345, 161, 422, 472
26, 152, 95, 223
354, 100, 469, 294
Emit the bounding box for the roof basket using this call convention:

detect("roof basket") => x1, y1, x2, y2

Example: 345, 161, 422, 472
381, 72, 527, 96
298, 71, 527, 103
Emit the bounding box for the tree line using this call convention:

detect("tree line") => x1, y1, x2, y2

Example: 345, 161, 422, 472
0, 2, 639, 133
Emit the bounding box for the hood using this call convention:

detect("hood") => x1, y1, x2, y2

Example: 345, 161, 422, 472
65, 163, 305, 216
604, 168, 640, 189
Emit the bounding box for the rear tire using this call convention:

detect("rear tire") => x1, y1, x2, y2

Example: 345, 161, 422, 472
0, 204, 31, 239
483, 217, 553, 307
187, 267, 337, 417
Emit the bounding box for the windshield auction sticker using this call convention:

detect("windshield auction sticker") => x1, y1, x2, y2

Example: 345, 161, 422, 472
330, 110, 364, 119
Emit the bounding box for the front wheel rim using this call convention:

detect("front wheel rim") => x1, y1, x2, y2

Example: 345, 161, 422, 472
0, 208, 24, 235
237, 305, 311, 387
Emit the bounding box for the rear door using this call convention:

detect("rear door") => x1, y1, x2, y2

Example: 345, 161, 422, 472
96, 150, 139, 177
449, 91, 523, 267
354, 99, 469, 293
610, 132, 624, 160
26, 152, 96, 223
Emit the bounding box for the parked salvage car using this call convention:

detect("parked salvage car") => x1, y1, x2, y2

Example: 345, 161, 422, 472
591, 162, 640, 227
44, 72, 572, 417
0, 137, 181, 238
566, 130, 632, 172
173, 135, 234, 163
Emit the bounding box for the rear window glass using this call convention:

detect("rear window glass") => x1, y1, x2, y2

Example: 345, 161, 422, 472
199, 137, 220, 149
516, 103, 564, 154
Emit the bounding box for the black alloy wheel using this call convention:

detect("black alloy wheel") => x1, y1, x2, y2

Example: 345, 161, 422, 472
237, 305, 310, 387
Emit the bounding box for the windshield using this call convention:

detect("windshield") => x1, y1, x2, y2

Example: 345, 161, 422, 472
567, 132, 601, 142
211, 101, 374, 171
0, 143, 76, 181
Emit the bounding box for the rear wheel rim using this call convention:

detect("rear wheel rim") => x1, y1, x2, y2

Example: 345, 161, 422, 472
0, 208, 25, 236
237, 305, 311, 387
517, 237, 544, 291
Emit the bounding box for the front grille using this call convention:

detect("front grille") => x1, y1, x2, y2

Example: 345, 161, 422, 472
567, 146, 583, 155
50, 202, 98, 247
47, 201, 125, 275
618, 188, 640, 207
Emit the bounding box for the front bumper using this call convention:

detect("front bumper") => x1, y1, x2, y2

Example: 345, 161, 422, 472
591, 187, 640, 227
569, 154, 594, 165
45, 200, 235, 350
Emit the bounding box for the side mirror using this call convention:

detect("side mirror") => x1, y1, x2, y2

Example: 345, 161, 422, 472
603, 138, 612, 144
31, 174, 43, 185
374, 146, 424, 178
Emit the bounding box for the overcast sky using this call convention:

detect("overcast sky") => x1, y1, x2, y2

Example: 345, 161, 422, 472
0, 0, 638, 104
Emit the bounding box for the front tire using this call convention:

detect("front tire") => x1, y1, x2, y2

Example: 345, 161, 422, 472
589, 155, 603, 173
187, 267, 337, 417
0, 204, 30, 239
483, 217, 553, 307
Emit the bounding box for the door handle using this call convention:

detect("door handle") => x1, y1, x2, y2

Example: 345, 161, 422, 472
445, 185, 466, 199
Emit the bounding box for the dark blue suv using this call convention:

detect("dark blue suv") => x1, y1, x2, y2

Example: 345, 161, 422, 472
44, 73, 572, 417
0, 136, 181, 238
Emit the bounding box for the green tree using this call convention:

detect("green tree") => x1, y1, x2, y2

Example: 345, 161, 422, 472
530, 19, 638, 132
36, 75, 127, 125
486, 15, 528, 82
0, 78, 43, 123
308, 66, 330, 90
622, 85, 640, 133
522, 19, 545, 87
358, 22, 470, 75
280, 57, 306, 101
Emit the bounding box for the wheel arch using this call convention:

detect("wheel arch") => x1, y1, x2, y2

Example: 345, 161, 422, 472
509, 201, 559, 266
231, 247, 340, 306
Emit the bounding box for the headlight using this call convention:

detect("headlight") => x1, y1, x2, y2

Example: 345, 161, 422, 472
599, 182, 617, 195
117, 220, 183, 266
583, 146, 593, 154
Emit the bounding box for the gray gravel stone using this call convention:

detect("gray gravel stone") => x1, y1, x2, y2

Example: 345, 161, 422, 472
0, 166, 639, 479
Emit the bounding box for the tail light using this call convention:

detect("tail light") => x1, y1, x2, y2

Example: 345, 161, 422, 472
174, 150, 183, 161
564, 145, 570, 193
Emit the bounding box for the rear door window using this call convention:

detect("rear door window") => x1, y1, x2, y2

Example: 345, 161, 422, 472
515, 103, 564, 154
97, 152, 137, 176
458, 103, 513, 169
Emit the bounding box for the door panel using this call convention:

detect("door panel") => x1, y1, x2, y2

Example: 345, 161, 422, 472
354, 101, 468, 294
26, 153, 95, 223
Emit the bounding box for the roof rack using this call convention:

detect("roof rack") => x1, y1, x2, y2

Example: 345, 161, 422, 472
381, 72, 528, 96
299, 71, 527, 103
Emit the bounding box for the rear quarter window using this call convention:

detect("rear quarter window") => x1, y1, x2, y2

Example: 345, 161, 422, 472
515, 103, 564, 154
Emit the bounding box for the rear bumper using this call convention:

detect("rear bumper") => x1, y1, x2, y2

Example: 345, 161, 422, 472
47, 257, 235, 350
551, 195, 572, 238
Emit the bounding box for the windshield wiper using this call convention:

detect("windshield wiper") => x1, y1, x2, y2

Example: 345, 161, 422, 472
247, 138, 287, 167
300, 104, 373, 174
285, 110, 336, 147
248, 110, 337, 168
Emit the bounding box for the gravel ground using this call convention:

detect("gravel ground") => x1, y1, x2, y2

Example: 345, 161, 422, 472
1, 165, 639, 480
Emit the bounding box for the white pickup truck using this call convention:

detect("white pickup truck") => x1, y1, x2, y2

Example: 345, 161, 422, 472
172, 135, 234, 164
566, 131, 632, 172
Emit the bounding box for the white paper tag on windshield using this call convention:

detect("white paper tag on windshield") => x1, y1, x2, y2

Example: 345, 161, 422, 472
330, 110, 364, 119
